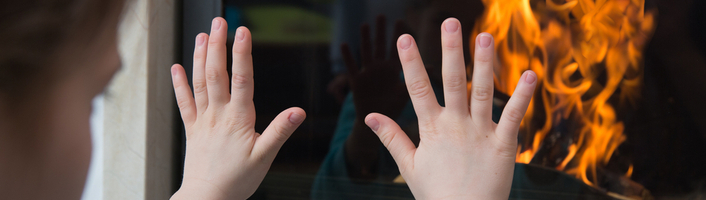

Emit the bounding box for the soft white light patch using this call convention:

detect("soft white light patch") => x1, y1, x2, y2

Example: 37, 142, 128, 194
82, 95, 104, 200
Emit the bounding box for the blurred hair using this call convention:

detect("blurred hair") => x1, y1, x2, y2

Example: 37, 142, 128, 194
0, 0, 125, 105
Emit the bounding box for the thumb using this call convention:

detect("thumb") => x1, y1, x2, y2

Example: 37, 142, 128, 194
252, 107, 306, 162
365, 113, 416, 173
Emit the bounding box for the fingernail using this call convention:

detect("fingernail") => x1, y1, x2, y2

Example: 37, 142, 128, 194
171, 66, 177, 76
444, 19, 459, 33
235, 27, 245, 42
212, 18, 221, 30
289, 113, 305, 124
365, 118, 380, 132
196, 34, 205, 46
479, 33, 492, 48
399, 35, 412, 50
525, 71, 536, 84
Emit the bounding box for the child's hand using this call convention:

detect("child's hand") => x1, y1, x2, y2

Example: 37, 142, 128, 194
170, 17, 306, 200
364, 18, 537, 199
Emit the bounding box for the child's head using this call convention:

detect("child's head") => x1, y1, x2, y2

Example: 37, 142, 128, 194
0, 0, 125, 105
0, 0, 125, 199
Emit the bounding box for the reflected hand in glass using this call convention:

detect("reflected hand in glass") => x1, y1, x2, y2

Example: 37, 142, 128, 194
170, 17, 306, 199
344, 16, 409, 124
364, 18, 537, 199
341, 16, 410, 180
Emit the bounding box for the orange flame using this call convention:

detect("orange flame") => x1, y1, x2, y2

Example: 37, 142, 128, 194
471, 0, 655, 187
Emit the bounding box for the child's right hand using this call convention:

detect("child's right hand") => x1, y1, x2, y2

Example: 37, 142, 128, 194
170, 17, 306, 199
364, 18, 537, 199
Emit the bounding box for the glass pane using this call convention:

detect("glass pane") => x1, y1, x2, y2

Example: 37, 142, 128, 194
217, 0, 706, 199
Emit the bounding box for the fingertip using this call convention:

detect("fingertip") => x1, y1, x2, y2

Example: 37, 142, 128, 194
196, 32, 209, 41
443, 17, 460, 33
364, 113, 382, 132
523, 70, 537, 84
364, 112, 388, 122
473, 33, 494, 63
286, 107, 306, 124
235, 28, 245, 42
289, 106, 306, 113
443, 17, 460, 24
211, 17, 224, 30
233, 27, 252, 53
194, 33, 206, 46
477, 32, 493, 38
398, 34, 413, 50
476, 32, 493, 49
289, 107, 306, 117
288, 112, 305, 124
171, 64, 182, 76
364, 112, 377, 120
235, 26, 250, 42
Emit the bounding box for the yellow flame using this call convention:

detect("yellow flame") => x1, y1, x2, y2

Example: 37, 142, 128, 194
471, 0, 655, 187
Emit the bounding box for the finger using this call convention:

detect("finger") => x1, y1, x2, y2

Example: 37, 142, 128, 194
204, 17, 231, 105
192, 33, 209, 113
373, 15, 387, 60
171, 64, 197, 127
360, 24, 373, 66
252, 107, 306, 162
365, 113, 416, 174
397, 34, 441, 119
497, 71, 537, 144
440, 18, 469, 115
230, 26, 255, 106
341, 43, 359, 76
470, 33, 495, 126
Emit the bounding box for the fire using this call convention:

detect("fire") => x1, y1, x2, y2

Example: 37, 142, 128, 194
470, 0, 655, 187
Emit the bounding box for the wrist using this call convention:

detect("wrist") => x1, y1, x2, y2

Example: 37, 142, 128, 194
416, 189, 508, 200
171, 178, 231, 200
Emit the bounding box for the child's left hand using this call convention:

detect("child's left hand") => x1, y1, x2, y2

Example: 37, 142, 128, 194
170, 17, 306, 200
